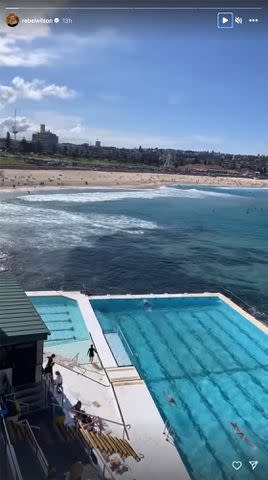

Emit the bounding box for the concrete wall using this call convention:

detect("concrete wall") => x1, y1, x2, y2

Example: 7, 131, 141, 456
35, 340, 44, 383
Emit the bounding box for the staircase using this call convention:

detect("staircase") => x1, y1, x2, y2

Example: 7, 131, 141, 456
27, 410, 89, 476
12, 442, 45, 480
80, 428, 141, 461
54, 423, 141, 462
5, 382, 46, 415
6, 420, 48, 480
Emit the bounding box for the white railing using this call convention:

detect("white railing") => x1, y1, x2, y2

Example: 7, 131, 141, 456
47, 357, 108, 388
46, 341, 131, 441
110, 382, 130, 441
221, 287, 267, 320
51, 403, 125, 480
19, 419, 49, 478
75, 427, 118, 480
163, 420, 175, 446
51, 403, 131, 436
0, 416, 23, 480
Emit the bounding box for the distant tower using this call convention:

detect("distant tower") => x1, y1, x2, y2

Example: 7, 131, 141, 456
40, 124, 46, 134
95, 139, 101, 148
12, 109, 18, 140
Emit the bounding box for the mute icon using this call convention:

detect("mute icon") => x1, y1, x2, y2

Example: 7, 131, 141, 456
235, 17, 243, 24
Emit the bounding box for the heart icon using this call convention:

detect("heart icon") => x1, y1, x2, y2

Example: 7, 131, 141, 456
232, 461, 242, 471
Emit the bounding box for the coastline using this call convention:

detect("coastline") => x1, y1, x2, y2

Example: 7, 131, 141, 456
0, 168, 268, 191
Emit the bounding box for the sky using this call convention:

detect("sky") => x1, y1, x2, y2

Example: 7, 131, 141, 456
0, 8, 267, 154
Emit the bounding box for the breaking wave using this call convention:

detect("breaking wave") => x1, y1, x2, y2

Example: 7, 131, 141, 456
0, 202, 158, 249
19, 186, 238, 204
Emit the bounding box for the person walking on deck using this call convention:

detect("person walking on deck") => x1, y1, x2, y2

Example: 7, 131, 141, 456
87, 344, 97, 363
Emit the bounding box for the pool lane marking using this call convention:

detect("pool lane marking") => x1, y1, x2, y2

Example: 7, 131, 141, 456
189, 311, 268, 419
143, 311, 255, 477
125, 312, 237, 480
216, 305, 268, 356
211, 310, 267, 364
204, 311, 268, 398
169, 311, 268, 450
115, 313, 198, 480
162, 312, 267, 450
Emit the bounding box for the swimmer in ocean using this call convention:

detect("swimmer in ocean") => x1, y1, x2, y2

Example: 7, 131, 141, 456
142, 299, 150, 308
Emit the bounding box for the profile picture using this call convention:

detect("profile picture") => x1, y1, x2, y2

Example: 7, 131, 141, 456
5, 13, 20, 27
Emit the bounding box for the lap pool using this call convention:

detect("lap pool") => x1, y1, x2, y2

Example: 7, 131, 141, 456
91, 295, 268, 480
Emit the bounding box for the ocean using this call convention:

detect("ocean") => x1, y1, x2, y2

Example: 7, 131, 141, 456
0, 184, 267, 319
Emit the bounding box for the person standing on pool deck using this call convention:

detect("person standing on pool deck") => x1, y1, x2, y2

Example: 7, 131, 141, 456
87, 344, 97, 363
44, 354, 55, 381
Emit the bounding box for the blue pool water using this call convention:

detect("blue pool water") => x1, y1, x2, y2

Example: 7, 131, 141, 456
91, 296, 268, 480
105, 332, 131, 366
45, 340, 91, 364
30, 296, 89, 345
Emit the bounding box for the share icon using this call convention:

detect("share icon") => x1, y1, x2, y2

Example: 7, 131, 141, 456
249, 461, 258, 471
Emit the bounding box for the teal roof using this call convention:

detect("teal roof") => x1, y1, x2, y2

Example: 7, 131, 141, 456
0, 272, 49, 345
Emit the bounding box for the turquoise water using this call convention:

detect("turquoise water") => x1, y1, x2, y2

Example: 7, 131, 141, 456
30, 296, 89, 345
91, 296, 268, 480
45, 339, 90, 364
105, 332, 131, 366
1, 186, 268, 319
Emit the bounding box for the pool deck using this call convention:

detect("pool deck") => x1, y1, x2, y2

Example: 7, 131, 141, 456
27, 290, 267, 480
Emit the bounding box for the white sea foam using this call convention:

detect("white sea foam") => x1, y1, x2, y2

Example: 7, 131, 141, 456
0, 203, 156, 230
0, 201, 158, 249
19, 186, 237, 204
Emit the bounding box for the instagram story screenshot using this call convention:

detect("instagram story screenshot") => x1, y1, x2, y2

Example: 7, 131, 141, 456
0, 1, 267, 480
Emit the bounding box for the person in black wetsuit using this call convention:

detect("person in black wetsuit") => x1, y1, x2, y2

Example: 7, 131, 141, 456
87, 344, 97, 363
44, 354, 55, 380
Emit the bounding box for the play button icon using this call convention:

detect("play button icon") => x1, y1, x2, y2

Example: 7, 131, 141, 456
217, 12, 234, 28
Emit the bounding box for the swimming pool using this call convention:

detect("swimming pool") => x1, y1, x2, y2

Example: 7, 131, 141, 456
91, 296, 268, 480
45, 339, 90, 364
30, 296, 89, 346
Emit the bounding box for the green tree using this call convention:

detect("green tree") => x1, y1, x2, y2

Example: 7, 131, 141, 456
6, 131, 11, 150
36, 141, 43, 153
20, 138, 28, 153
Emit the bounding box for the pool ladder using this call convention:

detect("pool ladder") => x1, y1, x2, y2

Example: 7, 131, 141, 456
163, 420, 175, 446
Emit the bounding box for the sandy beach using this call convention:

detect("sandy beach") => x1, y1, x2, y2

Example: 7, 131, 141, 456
0, 168, 268, 190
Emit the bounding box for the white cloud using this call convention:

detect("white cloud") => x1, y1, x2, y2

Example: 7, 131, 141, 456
2, 110, 264, 154
0, 115, 37, 137
0, 77, 76, 108
2, 111, 224, 151
0, 23, 133, 68
0, 21, 55, 67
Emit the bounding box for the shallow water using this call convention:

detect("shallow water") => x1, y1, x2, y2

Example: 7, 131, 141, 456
0, 185, 267, 316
